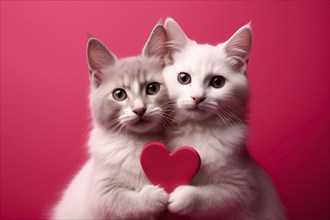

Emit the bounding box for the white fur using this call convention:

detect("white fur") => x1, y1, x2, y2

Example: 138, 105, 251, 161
52, 24, 170, 219
163, 18, 286, 219
52, 127, 168, 219
53, 102, 169, 219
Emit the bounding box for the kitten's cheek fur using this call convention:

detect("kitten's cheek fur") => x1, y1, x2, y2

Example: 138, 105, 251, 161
168, 185, 198, 214
139, 185, 169, 215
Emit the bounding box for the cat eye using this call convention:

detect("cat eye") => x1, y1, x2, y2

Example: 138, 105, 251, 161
178, 72, 191, 85
112, 89, 127, 101
210, 75, 225, 88
146, 82, 160, 95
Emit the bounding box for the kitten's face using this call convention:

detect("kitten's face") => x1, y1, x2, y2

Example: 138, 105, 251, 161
91, 56, 170, 134
163, 19, 251, 123
87, 24, 170, 134
163, 45, 248, 122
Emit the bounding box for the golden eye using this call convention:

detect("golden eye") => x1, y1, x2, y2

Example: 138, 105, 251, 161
146, 82, 160, 95
112, 89, 127, 101
210, 75, 225, 88
178, 72, 191, 84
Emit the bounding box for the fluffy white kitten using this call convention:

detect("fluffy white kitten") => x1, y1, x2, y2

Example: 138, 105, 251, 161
162, 18, 286, 220
52, 24, 171, 219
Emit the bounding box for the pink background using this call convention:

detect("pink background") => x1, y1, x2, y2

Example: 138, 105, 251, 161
1, 1, 329, 219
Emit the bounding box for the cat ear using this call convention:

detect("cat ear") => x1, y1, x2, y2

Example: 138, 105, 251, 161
142, 23, 168, 59
223, 24, 252, 72
87, 38, 117, 87
164, 18, 189, 53
224, 24, 252, 61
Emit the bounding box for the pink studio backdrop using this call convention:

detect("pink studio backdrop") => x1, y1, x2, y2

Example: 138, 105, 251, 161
1, 1, 329, 220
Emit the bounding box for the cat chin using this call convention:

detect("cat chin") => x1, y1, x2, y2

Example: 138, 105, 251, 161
177, 108, 214, 122
126, 118, 161, 134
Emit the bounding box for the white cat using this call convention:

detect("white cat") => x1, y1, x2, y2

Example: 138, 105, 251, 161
162, 18, 286, 220
52, 24, 172, 219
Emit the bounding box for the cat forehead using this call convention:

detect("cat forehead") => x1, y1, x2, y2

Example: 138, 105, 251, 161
173, 43, 227, 73
103, 56, 164, 84
180, 44, 225, 61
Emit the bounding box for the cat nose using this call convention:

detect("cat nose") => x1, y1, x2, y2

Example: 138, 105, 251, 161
192, 96, 206, 105
133, 108, 146, 117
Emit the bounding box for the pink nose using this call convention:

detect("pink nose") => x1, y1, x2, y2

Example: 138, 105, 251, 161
133, 108, 146, 117
192, 97, 206, 105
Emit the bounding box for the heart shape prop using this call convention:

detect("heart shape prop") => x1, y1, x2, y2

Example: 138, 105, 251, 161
140, 142, 201, 193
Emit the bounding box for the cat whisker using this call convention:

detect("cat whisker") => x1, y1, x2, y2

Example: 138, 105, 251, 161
159, 118, 169, 132
101, 118, 121, 131
219, 104, 244, 124
164, 112, 179, 125
216, 110, 232, 127
164, 107, 180, 127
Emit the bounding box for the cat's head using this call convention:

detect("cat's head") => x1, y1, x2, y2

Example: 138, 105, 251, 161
87, 24, 171, 134
163, 18, 251, 124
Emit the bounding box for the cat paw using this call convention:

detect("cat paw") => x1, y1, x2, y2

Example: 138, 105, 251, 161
168, 185, 198, 215
139, 185, 169, 216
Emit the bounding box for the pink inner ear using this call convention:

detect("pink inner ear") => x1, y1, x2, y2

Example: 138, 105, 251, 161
140, 142, 201, 193
165, 19, 189, 53
87, 38, 116, 72
228, 56, 246, 71
225, 26, 252, 61
143, 25, 168, 59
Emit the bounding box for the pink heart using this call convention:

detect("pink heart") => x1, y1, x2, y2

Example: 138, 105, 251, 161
140, 142, 201, 193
